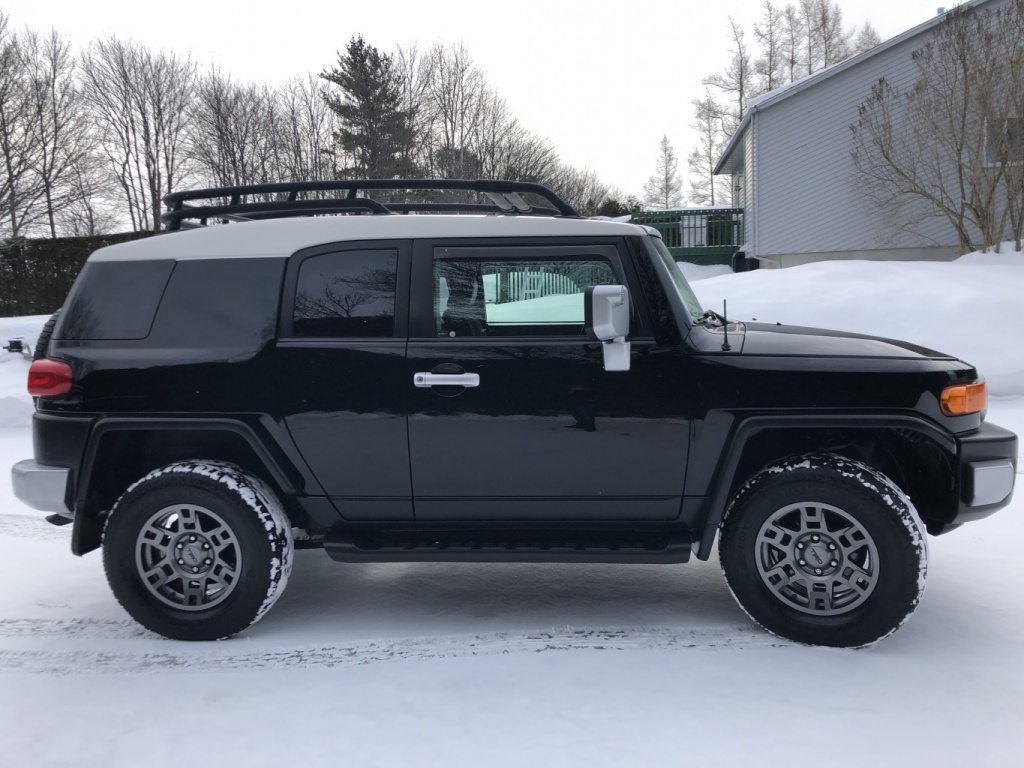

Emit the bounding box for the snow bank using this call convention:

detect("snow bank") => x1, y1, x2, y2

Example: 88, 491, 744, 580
690, 248, 1024, 396
677, 262, 734, 282
0, 316, 45, 428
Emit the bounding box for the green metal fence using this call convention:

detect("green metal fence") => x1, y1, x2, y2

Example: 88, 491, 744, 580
631, 208, 745, 266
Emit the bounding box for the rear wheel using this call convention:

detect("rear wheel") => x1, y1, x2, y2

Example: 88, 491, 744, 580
719, 454, 927, 648
33, 309, 61, 360
102, 461, 294, 641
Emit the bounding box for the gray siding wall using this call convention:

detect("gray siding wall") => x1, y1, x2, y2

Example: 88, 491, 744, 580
755, 31, 962, 258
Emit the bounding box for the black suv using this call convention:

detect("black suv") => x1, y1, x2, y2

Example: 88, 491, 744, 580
11, 180, 1017, 647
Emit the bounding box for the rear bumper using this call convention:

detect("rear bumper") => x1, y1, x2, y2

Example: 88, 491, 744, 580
12, 459, 72, 516
953, 422, 1018, 524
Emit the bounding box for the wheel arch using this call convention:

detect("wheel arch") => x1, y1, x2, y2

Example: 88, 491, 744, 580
72, 418, 319, 556
694, 414, 958, 560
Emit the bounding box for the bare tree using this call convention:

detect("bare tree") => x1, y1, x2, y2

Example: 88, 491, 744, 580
276, 75, 339, 184
81, 38, 196, 230
424, 42, 486, 179
643, 135, 684, 210
853, 21, 882, 55
19, 28, 96, 237
473, 90, 558, 182
393, 44, 431, 176
781, 4, 803, 83
546, 163, 610, 216
703, 17, 755, 132
189, 70, 282, 189
754, 1, 787, 94
58, 164, 121, 236
851, 1, 1024, 253
688, 91, 725, 206
810, 0, 852, 69
0, 14, 40, 237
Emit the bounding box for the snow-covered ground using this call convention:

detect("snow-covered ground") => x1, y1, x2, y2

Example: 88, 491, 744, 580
1, 252, 1022, 767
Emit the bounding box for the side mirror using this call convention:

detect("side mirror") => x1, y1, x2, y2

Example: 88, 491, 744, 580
585, 285, 631, 371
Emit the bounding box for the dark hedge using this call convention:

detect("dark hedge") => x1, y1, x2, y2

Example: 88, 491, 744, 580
0, 232, 155, 317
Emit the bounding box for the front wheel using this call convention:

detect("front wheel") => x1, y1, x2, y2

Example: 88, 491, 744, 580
102, 461, 294, 641
719, 454, 928, 648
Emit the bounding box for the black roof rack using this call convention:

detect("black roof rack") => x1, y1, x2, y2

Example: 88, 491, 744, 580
161, 179, 580, 230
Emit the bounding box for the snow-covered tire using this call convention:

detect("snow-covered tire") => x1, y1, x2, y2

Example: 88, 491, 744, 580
718, 453, 928, 648
102, 461, 294, 641
33, 309, 61, 360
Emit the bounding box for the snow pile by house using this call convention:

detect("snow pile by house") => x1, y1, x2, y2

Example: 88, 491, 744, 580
689, 248, 1024, 396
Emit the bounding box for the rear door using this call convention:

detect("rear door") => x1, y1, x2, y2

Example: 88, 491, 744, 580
406, 238, 690, 522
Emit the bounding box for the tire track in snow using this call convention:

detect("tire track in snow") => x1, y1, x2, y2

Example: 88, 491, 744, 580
0, 513, 70, 542
0, 626, 786, 675
0, 618, 150, 640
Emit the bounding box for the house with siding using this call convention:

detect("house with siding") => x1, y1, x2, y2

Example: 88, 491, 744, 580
714, 0, 1009, 268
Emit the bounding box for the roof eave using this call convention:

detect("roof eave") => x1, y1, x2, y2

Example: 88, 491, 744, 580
713, 112, 751, 176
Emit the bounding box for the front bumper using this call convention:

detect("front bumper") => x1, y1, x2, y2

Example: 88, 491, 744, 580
11, 460, 71, 516
953, 422, 1018, 524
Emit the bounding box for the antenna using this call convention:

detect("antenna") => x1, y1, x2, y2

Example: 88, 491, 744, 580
721, 299, 731, 352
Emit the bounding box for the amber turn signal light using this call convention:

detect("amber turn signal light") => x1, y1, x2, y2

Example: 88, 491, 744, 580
27, 359, 73, 397
940, 381, 987, 416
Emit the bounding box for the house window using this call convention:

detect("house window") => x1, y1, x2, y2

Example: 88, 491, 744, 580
985, 118, 1024, 166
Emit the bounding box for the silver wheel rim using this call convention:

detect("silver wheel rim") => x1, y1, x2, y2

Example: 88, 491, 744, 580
754, 502, 880, 616
134, 503, 242, 611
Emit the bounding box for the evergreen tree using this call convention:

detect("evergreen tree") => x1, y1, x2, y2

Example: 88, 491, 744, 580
643, 135, 684, 209
320, 35, 415, 178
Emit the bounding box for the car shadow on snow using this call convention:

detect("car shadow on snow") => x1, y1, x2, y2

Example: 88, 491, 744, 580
260, 549, 748, 639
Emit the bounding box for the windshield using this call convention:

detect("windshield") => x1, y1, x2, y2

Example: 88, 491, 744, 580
648, 236, 705, 323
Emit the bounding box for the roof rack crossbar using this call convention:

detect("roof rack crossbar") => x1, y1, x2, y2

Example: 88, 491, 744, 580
161, 179, 580, 230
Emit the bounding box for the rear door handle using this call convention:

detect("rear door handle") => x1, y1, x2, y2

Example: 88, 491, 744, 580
413, 372, 480, 388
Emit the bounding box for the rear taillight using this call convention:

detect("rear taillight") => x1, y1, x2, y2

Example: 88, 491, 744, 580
27, 359, 73, 397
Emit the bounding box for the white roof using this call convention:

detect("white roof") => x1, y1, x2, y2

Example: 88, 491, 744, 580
89, 215, 646, 262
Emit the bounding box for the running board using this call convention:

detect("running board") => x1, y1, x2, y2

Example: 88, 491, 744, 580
323, 532, 693, 564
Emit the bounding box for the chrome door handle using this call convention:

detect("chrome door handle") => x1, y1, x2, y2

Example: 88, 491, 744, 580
413, 372, 480, 388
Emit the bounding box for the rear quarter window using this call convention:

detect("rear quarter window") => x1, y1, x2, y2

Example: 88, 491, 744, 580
147, 258, 284, 348
57, 260, 175, 340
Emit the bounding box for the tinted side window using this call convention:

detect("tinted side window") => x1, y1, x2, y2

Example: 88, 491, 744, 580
293, 249, 398, 337
148, 258, 284, 348
57, 260, 175, 340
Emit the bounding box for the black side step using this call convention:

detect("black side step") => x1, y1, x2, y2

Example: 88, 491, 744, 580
322, 531, 693, 564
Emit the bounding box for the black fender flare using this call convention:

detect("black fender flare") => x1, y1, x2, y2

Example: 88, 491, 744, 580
71, 415, 319, 555
694, 413, 957, 559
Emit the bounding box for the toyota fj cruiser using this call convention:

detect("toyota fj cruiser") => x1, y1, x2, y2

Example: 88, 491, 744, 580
11, 179, 1018, 647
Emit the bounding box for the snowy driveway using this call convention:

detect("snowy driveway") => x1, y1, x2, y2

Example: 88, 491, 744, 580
2, 404, 1022, 767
